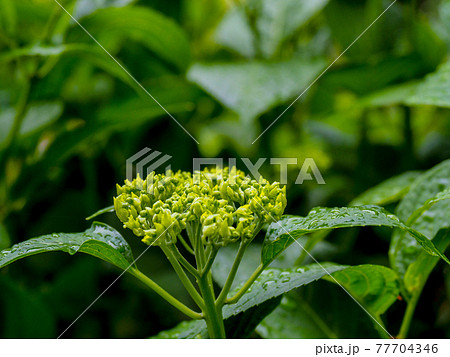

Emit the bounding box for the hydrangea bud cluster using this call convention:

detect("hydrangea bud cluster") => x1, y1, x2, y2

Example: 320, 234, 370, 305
114, 167, 286, 247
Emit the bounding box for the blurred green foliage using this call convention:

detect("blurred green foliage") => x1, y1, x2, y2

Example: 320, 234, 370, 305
0, 0, 449, 338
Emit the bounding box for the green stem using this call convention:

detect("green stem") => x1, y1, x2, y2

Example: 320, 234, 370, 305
216, 241, 247, 306
2, 78, 31, 154
169, 244, 199, 278
190, 221, 226, 338
226, 263, 265, 304
161, 244, 204, 310
130, 268, 202, 320
398, 292, 420, 339
374, 315, 391, 339
201, 247, 218, 276
197, 274, 226, 338
177, 233, 195, 255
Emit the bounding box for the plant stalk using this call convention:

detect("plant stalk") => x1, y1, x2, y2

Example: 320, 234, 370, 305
130, 268, 202, 320
226, 263, 265, 304
216, 241, 247, 306
161, 244, 204, 310
197, 273, 226, 339
398, 292, 420, 338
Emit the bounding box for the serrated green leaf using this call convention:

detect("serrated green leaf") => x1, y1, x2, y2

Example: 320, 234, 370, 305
151, 319, 206, 339
323, 265, 399, 316
389, 159, 450, 276
351, 171, 421, 206
68, 6, 190, 70
264, 206, 450, 267
188, 57, 325, 122
153, 263, 347, 338
224, 296, 282, 338
404, 229, 450, 295
406, 187, 450, 226
0, 222, 134, 271
259, 265, 399, 339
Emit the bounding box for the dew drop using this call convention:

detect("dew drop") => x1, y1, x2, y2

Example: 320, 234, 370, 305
262, 280, 275, 289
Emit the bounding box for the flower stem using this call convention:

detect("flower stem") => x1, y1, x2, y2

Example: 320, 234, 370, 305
169, 244, 199, 278
161, 244, 204, 310
398, 292, 420, 338
130, 268, 202, 320
226, 263, 265, 304
216, 241, 247, 306
197, 273, 226, 338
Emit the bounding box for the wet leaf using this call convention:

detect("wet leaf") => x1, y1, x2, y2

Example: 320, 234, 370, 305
404, 229, 450, 296
0, 222, 134, 271
153, 263, 347, 338
389, 159, 450, 276
264, 206, 449, 267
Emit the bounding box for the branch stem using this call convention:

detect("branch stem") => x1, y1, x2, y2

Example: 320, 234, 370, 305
226, 263, 265, 304
161, 244, 204, 310
398, 292, 420, 338
216, 241, 247, 306
130, 268, 202, 320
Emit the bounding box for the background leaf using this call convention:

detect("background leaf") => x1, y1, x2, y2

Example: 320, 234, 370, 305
253, 0, 329, 59
406, 60, 450, 107
73, 0, 136, 20
350, 171, 421, 206
0, 275, 56, 338
67, 6, 191, 70
188, 58, 325, 122
0, 101, 63, 149
0, 223, 10, 250
404, 229, 450, 296
323, 265, 399, 317
389, 159, 450, 277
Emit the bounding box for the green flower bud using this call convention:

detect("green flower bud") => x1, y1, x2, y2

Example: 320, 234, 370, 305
114, 166, 287, 248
